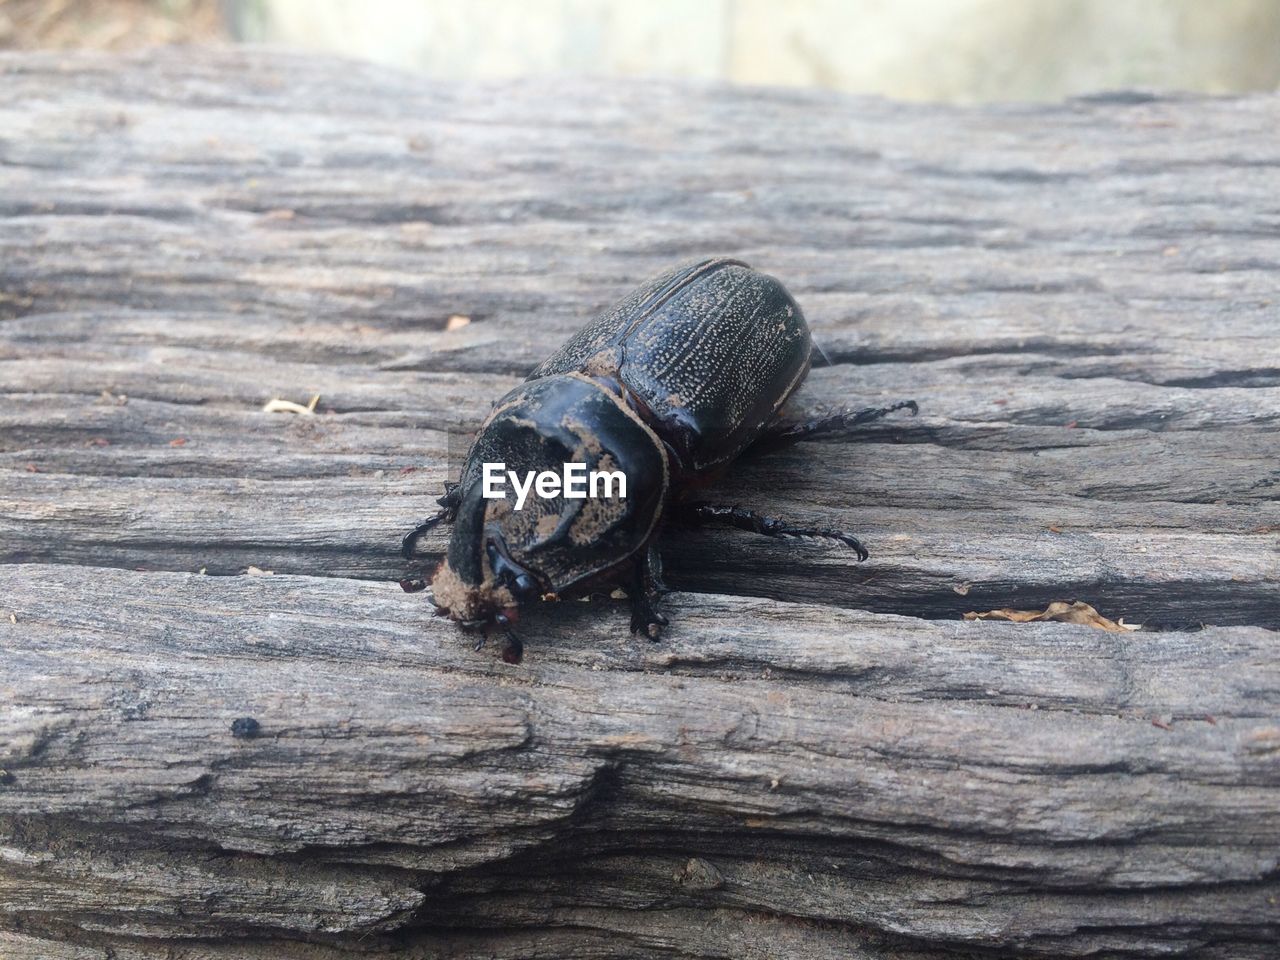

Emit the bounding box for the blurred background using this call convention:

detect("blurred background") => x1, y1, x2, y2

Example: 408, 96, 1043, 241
2, 0, 1279, 102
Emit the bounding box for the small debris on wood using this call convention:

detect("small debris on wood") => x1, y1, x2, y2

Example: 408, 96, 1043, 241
1048, 524, 1064, 533
1243, 728, 1280, 755
964, 601, 1140, 632
8, 612, 15, 624
263, 395, 320, 415
674, 857, 724, 891
445, 314, 471, 331
230, 717, 261, 739
245, 566, 274, 577
169, 437, 187, 447
953, 582, 971, 595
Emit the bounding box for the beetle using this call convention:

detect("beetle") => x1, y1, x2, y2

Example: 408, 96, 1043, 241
401, 258, 915, 660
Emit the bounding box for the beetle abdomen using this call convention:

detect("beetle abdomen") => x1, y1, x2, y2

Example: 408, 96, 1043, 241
618, 263, 810, 471
532, 259, 811, 473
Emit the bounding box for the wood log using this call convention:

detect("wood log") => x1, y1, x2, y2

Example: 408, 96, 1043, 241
0, 48, 1277, 959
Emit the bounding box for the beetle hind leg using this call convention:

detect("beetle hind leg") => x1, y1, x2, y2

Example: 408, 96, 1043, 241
629, 545, 669, 641
673, 502, 869, 562
756, 400, 918, 449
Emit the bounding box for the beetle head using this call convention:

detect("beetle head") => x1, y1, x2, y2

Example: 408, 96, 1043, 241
428, 374, 668, 641
429, 480, 544, 628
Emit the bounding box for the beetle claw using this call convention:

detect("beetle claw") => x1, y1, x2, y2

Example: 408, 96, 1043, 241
839, 534, 870, 562
501, 630, 525, 664
630, 603, 668, 640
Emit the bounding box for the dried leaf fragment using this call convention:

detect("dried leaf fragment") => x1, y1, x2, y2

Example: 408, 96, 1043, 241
964, 600, 1140, 632
263, 395, 320, 415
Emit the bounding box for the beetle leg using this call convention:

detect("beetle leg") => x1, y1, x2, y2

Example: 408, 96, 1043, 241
400, 483, 463, 558
401, 508, 451, 558
673, 502, 870, 562
757, 400, 918, 448
645, 542, 670, 595
629, 546, 669, 641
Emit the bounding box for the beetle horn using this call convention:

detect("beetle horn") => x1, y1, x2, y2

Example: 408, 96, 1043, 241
443, 480, 492, 587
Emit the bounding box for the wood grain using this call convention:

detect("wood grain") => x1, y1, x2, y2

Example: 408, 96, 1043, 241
1, 48, 1277, 958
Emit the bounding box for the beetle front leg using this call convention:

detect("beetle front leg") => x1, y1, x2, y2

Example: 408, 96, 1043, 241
758, 400, 918, 448
673, 502, 870, 562
629, 544, 669, 641
401, 481, 461, 558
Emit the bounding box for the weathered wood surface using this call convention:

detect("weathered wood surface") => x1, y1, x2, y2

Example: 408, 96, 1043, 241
1, 48, 1278, 959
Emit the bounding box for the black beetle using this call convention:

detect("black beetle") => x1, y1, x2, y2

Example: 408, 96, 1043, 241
402, 258, 915, 659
